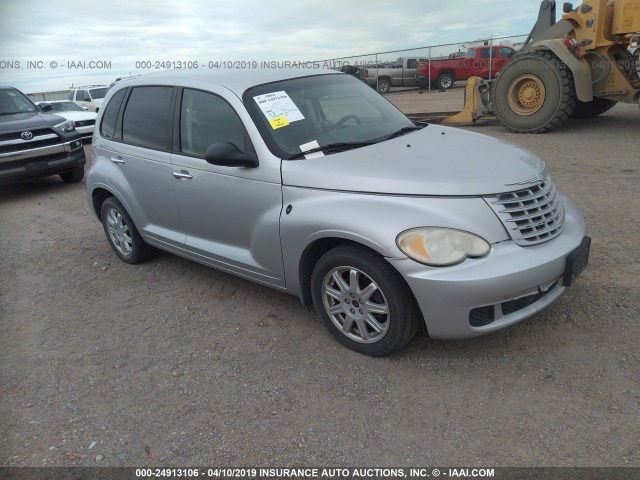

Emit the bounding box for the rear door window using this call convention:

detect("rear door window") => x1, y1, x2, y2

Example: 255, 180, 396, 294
122, 86, 173, 151
480, 48, 493, 58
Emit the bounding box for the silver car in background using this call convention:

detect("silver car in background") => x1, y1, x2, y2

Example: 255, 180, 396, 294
85, 69, 590, 356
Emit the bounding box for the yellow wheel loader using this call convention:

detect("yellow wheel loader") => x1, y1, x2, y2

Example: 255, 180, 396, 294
427, 0, 640, 133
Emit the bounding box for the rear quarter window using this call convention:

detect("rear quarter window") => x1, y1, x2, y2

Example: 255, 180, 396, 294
100, 89, 127, 140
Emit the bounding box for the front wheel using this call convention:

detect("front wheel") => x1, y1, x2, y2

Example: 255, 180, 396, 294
377, 77, 391, 94
59, 166, 84, 183
310, 245, 419, 356
493, 50, 576, 133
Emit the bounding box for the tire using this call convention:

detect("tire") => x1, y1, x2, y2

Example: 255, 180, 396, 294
570, 97, 617, 118
436, 73, 455, 90
377, 77, 391, 94
59, 166, 84, 183
493, 50, 576, 133
100, 197, 154, 264
310, 244, 419, 356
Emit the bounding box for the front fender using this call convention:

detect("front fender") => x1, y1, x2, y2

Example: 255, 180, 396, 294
280, 186, 509, 298
531, 39, 593, 102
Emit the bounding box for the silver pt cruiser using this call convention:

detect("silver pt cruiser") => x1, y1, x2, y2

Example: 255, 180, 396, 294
86, 69, 590, 356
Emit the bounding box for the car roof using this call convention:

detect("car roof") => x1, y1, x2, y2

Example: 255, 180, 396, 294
116, 68, 341, 97
72, 85, 107, 89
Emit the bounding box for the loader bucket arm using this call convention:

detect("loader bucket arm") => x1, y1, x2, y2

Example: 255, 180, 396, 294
523, 0, 558, 48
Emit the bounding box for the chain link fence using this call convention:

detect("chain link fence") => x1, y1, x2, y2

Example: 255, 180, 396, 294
321, 34, 528, 93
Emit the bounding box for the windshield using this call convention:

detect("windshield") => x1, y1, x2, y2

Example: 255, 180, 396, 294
0, 88, 37, 115
89, 88, 108, 99
50, 101, 85, 112
244, 74, 415, 159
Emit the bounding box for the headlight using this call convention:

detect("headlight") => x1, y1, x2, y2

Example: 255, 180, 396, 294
396, 227, 490, 266
53, 120, 76, 133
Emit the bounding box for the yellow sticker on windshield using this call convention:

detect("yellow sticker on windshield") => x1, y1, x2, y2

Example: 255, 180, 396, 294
269, 116, 289, 130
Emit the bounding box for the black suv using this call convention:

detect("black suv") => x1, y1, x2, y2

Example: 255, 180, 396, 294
0, 86, 86, 185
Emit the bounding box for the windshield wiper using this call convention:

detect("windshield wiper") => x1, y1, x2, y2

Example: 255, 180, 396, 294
385, 125, 424, 140
288, 141, 375, 160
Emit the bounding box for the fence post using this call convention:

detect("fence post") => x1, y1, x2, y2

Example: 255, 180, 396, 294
428, 46, 431, 93
375, 53, 379, 93
489, 36, 493, 80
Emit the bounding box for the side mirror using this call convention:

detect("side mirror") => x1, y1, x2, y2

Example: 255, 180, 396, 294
204, 142, 258, 168
82, 106, 89, 111
39, 102, 53, 112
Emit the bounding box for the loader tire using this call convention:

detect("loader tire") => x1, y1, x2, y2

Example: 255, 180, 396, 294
493, 50, 576, 133
570, 97, 617, 118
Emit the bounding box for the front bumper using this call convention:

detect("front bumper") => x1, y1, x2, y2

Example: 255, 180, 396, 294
388, 197, 587, 339
0, 138, 85, 184
75, 125, 95, 142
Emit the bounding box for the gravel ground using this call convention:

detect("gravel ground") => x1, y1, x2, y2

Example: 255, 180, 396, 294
1, 91, 638, 468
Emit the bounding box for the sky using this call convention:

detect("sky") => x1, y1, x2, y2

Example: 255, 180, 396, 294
0, 0, 545, 93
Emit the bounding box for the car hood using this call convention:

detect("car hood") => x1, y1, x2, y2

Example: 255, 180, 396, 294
281, 125, 546, 196
0, 112, 67, 132
54, 111, 97, 122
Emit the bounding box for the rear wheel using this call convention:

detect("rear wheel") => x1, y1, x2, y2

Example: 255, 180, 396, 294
436, 73, 455, 90
377, 77, 391, 94
493, 50, 576, 133
310, 245, 419, 356
570, 97, 617, 118
100, 197, 154, 264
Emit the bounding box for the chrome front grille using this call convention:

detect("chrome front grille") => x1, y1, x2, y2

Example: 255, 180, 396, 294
485, 175, 565, 246
0, 127, 60, 155
74, 120, 95, 127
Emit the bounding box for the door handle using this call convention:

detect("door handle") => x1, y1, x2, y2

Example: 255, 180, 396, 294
110, 156, 125, 164
172, 170, 193, 179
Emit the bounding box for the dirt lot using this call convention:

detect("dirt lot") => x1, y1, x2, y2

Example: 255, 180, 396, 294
1, 90, 639, 468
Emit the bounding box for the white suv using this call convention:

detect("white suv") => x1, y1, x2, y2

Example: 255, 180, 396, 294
68, 85, 108, 112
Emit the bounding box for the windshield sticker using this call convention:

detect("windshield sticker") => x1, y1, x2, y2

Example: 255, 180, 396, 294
269, 116, 289, 130
254, 91, 305, 128
299, 140, 324, 159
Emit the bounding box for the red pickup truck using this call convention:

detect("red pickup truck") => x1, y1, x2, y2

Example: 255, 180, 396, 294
416, 45, 516, 90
